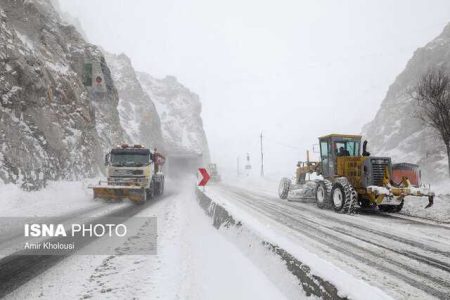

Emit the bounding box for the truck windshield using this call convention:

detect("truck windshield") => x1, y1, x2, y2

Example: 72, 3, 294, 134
110, 153, 150, 167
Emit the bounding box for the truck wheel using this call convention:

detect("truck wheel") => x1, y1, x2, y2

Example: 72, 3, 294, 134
278, 178, 290, 200
315, 181, 328, 209
154, 183, 160, 197
136, 189, 148, 205
159, 180, 164, 196
147, 185, 154, 200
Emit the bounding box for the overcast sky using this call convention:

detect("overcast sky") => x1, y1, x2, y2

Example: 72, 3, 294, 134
58, 0, 450, 177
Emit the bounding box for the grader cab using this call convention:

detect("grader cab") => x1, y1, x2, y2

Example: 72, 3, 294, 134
279, 134, 434, 214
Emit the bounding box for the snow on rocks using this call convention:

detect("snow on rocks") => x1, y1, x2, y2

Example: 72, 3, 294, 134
0, 0, 127, 188
137, 72, 210, 161
362, 23, 450, 182
104, 52, 164, 150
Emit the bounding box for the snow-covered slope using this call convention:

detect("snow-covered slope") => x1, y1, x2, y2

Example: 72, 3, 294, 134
137, 72, 210, 161
362, 23, 450, 181
0, 0, 126, 189
104, 52, 164, 150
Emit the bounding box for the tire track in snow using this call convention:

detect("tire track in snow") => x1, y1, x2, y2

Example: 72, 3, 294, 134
0, 195, 169, 299
223, 184, 450, 255
215, 185, 450, 299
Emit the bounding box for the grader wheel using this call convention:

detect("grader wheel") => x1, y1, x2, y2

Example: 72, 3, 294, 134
331, 179, 357, 214
315, 180, 331, 209
278, 178, 291, 199
331, 183, 346, 212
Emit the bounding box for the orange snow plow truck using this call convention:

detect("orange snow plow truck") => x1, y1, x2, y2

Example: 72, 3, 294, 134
89, 144, 165, 204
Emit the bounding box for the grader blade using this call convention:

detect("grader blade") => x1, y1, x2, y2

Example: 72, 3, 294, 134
287, 181, 318, 200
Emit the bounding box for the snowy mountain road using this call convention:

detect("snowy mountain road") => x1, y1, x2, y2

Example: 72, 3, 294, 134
0, 194, 169, 299
206, 182, 450, 300
2, 180, 289, 300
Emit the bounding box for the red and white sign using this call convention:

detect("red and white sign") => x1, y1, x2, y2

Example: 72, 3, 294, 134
198, 168, 210, 186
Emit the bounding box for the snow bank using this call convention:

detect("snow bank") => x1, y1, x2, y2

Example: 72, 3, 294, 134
196, 187, 392, 300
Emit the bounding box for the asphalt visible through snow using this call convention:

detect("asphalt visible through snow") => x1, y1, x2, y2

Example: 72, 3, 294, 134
0, 194, 170, 299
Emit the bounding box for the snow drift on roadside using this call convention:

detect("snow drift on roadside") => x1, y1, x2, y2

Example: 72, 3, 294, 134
202, 182, 393, 300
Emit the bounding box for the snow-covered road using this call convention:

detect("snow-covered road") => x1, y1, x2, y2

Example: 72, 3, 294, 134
0, 180, 289, 300
204, 179, 450, 300
2, 177, 448, 299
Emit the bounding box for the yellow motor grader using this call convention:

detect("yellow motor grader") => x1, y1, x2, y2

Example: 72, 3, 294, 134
278, 134, 434, 213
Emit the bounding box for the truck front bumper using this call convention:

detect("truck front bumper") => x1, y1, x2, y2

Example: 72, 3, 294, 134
88, 182, 147, 202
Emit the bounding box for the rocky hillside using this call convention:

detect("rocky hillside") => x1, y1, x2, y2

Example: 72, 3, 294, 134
362, 23, 450, 181
137, 72, 210, 162
0, 0, 126, 189
104, 52, 164, 151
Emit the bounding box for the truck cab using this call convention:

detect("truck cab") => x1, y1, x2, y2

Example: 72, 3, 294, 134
91, 144, 165, 203
106, 145, 153, 186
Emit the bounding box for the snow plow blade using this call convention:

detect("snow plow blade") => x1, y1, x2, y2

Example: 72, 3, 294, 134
90, 185, 146, 203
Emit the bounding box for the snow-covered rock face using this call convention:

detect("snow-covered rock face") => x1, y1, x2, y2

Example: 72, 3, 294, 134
362, 23, 450, 181
0, 0, 126, 189
104, 52, 164, 151
137, 72, 210, 162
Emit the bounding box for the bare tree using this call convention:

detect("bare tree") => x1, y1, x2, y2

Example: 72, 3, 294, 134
412, 68, 450, 177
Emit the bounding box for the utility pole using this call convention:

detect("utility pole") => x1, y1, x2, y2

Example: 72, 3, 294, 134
260, 132, 264, 177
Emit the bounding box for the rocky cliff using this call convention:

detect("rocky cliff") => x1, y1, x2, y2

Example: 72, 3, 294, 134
104, 52, 164, 151
137, 72, 210, 162
362, 23, 450, 180
0, 0, 126, 189
0, 0, 211, 189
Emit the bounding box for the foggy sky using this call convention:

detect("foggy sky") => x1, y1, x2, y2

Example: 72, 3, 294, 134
58, 0, 450, 178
